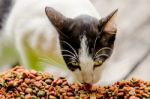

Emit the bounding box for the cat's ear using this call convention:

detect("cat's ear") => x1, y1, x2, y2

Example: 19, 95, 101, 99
98, 9, 118, 47
45, 7, 73, 33
100, 9, 118, 34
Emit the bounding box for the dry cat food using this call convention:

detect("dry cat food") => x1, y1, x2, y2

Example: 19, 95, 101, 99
0, 66, 150, 99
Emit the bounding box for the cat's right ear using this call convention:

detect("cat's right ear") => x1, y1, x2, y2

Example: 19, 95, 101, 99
99, 9, 118, 34
98, 9, 118, 47
45, 7, 73, 35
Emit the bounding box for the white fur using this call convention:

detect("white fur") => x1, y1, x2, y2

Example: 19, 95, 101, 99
1, 0, 101, 82
73, 35, 103, 83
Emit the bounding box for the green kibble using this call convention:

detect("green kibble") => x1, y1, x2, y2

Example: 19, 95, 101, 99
50, 75, 54, 80
17, 73, 24, 79
16, 97, 22, 99
45, 79, 52, 84
31, 95, 38, 99
20, 95, 25, 99
142, 93, 149, 98
37, 90, 46, 97
75, 96, 80, 99
25, 88, 33, 94
147, 87, 150, 91
0, 80, 5, 87
37, 71, 43, 76
33, 89, 37, 94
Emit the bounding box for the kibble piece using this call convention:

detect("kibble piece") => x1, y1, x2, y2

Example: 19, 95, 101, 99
25, 94, 32, 99
0, 67, 150, 99
31, 95, 38, 99
37, 90, 46, 97
49, 95, 57, 99
129, 96, 137, 99
25, 88, 33, 94
45, 79, 52, 84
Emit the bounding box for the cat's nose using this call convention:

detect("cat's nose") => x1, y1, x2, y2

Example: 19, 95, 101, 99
82, 74, 93, 84
83, 78, 93, 84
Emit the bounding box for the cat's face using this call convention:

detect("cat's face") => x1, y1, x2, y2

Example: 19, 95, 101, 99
46, 7, 117, 84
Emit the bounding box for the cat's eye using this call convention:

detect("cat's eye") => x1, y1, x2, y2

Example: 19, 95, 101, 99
71, 62, 79, 66
67, 61, 81, 71
94, 60, 103, 68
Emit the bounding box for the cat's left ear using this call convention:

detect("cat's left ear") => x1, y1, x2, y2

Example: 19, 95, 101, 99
45, 7, 73, 34
100, 9, 118, 34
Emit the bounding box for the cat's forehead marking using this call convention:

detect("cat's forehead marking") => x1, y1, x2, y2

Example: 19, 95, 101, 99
78, 34, 94, 82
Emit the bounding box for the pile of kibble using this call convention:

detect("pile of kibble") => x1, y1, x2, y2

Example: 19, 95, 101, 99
0, 66, 150, 99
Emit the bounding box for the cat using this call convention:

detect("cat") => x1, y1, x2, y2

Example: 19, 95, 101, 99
0, 0, 117, 84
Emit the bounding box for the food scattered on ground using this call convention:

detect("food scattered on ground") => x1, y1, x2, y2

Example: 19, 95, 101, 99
0, 66, 150, 99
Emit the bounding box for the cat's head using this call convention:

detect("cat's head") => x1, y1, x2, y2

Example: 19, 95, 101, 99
45, 7, 118, 84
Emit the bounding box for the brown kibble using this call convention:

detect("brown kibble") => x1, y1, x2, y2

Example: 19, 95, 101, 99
118, 92, 124, 96
129, 96, 137, 99
49, 91, 56, 96
35, 76, 42, 81
80, 93, 88, 98
59, 88, 66, 93
28, 73, 36, 78
135, 93, 141, 97
64, 96, 70, 99
25, 94, 31, 99
56, 79, 63, 85
82, 95, 89, 99
49, 95, 57, 99
109, 97, 113, 99
67, 92, 73, 96
34, 81, 42, 88
62, 81, 68, 86
124, 96, 128, 99
63, 85, 70, 91
91, 85, 97, 92
109, 86, 115, 91
25, 88, 33, 94
1, 66, 150, 99
71, 83, 79, 89
96, 94, 104, 98
24, 78, 31, 84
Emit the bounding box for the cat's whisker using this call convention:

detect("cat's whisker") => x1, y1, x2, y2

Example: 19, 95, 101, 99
62, 54, 77, 60
94, 47, 112, 58
61, 41, 78, 58
61, 50, 77, 58
95, 53, 110, 59
38, 56, 65, 68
